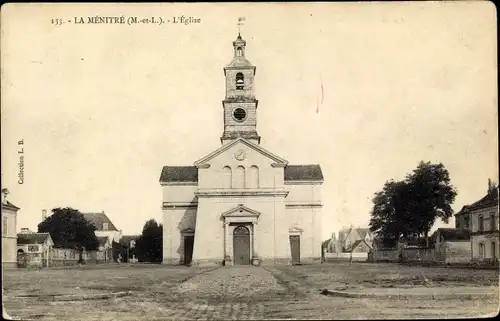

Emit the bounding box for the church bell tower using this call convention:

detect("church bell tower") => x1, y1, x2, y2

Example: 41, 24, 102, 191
220, 33, 260, 145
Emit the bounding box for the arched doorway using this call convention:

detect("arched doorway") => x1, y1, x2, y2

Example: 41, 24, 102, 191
17, 249, 26, 268
233, 225, 250, 265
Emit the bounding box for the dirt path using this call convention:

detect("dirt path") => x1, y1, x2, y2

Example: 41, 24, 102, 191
3, 265, 499, 320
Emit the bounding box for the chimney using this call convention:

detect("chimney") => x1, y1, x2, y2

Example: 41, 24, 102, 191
42, 209, 48, 221
20, 228, 32, 234
487, 179, 498, 194
1, 188, 9, 204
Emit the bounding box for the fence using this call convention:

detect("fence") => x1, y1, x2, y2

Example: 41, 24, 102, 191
324, 252, 368, 262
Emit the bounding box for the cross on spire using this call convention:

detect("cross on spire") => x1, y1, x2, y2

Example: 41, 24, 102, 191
237, 17, 246, 37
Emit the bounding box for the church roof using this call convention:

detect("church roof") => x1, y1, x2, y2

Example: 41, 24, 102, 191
159, 164, 323, 183
193, 138, 288, 168
160, 166, 198, 183
284, 165, 323, 181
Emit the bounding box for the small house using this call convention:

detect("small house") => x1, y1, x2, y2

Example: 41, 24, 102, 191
17, 231, 54, 268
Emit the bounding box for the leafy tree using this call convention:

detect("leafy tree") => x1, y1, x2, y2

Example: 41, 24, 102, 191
404, 161, 457, 246
369, 161, 457, 248
136, 219, 163, 263
369, 180, 412, 245
38, 207, 99, 264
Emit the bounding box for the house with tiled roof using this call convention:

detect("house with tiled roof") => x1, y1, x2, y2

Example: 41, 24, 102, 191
82, 211, 122, 243
2, 188, 20, 268
17, 230, 54, 268
81, 212, 121, 262
459, 180, 499, 262
160, 32, 324, 266
331, 227, 374, 253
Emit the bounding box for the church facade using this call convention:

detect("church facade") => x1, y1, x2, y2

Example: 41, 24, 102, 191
160, 33, 324, 266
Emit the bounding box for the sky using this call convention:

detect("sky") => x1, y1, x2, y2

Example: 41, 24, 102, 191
1, 2, 498, 240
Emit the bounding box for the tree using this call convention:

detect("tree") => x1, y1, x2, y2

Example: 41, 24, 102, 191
369, 180, 413, 246
38, 207, 99, 264
136, 219, 163, 263
404, 161, 457, 246
369, 161, 457, 248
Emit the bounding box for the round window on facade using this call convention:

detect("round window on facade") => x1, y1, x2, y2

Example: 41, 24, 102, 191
233, 108, 247, 122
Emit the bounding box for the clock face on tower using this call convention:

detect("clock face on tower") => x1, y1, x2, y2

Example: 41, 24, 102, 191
233, 108, 247, 122
234, 149, 246, 161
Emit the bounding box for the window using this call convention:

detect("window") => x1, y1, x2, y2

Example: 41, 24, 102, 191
479, 243, 485, 259
236, 47, 243, 57
234, 166, 245, 189
492, 242, 497, 261
103, 223, 108, 230
28, 245, 39, 252
234, 225, 249, 235
235, 73, 244, 90
2, 216, 7, 236
464, 217, 469, 229
248, 165, 259, 188
479, 215, 484, 232
491, 213, 497, 231
222, 166, 232, 189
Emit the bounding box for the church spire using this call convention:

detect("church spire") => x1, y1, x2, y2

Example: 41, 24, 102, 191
221, 24, 260, 145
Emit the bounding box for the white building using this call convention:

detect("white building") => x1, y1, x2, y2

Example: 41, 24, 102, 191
160, 32, 324, 266
2, 188, 20, 268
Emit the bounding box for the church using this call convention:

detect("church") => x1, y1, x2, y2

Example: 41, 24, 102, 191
160, 32, 324, 266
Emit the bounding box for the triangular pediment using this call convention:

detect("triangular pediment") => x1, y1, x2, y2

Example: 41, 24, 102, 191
193, 138, 288, 168
221, 204, 261, 218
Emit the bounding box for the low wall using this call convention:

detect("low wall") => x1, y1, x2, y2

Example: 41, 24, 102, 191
368, 249, 399, 262
325, 253, 368, 262
402, 248, 437, 262
369, 241, 472, 264
443, 241, 471, 263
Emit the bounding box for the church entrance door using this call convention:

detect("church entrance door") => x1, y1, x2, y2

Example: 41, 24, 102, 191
233, 225, 251, 265
184, 236, 194, 265
290, 235, 301, 265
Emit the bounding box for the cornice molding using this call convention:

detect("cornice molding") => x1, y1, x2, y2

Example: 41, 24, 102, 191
284, 180, 324, 185
195, 188, 289, 197
271, 163, 287, 168
289, 226, 304, 234
160, 182, 198, 186
162, 202, 198, 210
285, 204, 323, 208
